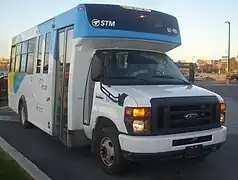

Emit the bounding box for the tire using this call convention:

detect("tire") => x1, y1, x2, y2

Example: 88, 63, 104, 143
19, 102, 31, 129
97, 127, 126, 175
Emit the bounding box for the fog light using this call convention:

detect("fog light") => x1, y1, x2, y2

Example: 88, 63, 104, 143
132, 120, 145, 133
220, 113, 225, 124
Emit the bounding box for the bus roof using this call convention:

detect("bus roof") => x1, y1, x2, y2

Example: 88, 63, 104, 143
12, 3, 181, 51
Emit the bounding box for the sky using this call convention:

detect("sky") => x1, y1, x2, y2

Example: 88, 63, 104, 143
0, 0, 237, 61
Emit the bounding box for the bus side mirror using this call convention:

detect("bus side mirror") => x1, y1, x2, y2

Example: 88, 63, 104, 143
189, 76, 195, 84
91, 55, 104, 82
189, 64, 195, 84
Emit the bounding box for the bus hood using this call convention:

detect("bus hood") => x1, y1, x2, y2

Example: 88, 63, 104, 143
111, 85, 224, 106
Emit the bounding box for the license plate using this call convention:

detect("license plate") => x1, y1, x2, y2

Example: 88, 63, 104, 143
185, 145, 203, 158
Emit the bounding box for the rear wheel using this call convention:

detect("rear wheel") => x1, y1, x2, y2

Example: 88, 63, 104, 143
97, 127, 126, 175
19, 102, 30, 128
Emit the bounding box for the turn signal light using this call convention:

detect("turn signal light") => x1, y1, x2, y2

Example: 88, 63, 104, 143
220, 103, 226, 112
125, 107, 151, 118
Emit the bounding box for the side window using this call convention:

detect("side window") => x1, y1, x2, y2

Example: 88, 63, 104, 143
15, 43, 22, 72
36, 35, 43, 73
58, 31, 65, 73
65, 28, 73, 84
10, 46, 16, 72
20, 41, 28, 73
27, 38, 37, 74
58, 31, 65, 63
43, 32, 52, 74
66, 28, 73, 63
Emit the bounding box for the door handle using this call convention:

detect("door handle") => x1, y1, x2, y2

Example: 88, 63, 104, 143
96, 94, 104, 100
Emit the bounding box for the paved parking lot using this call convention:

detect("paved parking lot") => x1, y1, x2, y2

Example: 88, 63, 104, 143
0, 83, 238, 180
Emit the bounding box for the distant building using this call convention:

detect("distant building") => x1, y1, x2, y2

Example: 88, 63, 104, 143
0, 58, 9, 70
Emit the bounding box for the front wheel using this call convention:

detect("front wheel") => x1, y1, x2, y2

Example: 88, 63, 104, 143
97, 127, 126, 175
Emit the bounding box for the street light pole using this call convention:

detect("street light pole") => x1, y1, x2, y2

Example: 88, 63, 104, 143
225, 21, 231, 72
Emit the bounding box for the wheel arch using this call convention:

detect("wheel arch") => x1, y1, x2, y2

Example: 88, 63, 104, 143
91, 116, 119, 153
94, 116, 119, 131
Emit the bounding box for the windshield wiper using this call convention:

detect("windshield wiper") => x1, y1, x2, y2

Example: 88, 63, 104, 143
151, 75, 190, 85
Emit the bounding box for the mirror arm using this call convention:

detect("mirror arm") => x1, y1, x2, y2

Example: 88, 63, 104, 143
100, 80, 118, 103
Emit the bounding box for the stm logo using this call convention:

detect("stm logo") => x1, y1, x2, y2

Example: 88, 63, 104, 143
91, 19, 116, 28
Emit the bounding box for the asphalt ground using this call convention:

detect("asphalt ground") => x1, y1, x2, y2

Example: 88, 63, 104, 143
0, 83, 237, 180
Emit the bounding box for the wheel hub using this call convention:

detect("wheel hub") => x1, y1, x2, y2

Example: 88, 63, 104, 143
100, 137, 115, 167
21, 108, 26, 124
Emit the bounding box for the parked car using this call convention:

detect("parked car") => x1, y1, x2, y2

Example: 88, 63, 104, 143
230, 74, 238, 81
0, 75, 8, 100
203, 76, 216, 81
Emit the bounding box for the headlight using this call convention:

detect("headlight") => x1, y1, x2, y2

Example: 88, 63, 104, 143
220, 103, 226, 125
132, 119, 151, 133
132, 120, 145, 133
220, 113, 225, 125
125, 107, 151, 133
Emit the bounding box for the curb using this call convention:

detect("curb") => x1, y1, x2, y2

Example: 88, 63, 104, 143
0, 136, 52, 180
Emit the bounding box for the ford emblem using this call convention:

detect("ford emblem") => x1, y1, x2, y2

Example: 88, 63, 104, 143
185, 113, 198, 120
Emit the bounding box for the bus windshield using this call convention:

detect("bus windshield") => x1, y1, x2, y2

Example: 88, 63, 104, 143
96, 50, 189, 86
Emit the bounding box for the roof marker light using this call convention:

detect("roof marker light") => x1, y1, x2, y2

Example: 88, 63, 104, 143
78, 7, 84, 11
120, 5, 151, 12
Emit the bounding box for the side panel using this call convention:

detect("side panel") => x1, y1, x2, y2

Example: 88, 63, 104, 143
83, 83, 134, 139
68, 42, 93, 131
30, 19, 55, 135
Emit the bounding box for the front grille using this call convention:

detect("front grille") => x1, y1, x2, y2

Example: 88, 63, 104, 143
150, 96, 221, 135
169, 104, 212, 129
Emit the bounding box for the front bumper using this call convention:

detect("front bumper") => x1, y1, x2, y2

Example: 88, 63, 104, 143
118, 126, 227, 154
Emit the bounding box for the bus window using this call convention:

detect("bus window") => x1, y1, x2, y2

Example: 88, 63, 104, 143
43, 32, 52, 74
10, 46, 16, 72
36, 35, 43, 73
15, 43, 22, 73
66, 28, 73, 63
20, 41, 28, 73
27, 38, 37, 74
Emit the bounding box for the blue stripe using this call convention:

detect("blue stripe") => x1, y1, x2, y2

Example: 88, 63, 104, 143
14, 73, 25, 93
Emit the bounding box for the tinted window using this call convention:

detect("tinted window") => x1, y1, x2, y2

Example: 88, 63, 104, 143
58, 31, 65, 63
15, 55, 21, 72
26, 37, 37, 74
66, 28, 73, 63
16, 43, 22, 55
10, 46, 16, 72
36, 35, 43, 73
85, 4, 179, 36
27, 53, 34, 74
20, 54, 27, 72
43, 32, 52, 73
28, 38, 37, 53
22, 41, 28, 54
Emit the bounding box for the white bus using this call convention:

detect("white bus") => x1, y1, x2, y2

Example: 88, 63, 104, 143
8, 3, 227, 175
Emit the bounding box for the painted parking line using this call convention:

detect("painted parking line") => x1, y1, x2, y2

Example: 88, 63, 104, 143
211, 84, 238, 86
0, 116, 19, 122
0, 106, 9, 110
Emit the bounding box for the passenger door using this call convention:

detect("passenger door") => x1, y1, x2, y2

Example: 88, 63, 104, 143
32, 32, 53, 134
54, 26, 73, 145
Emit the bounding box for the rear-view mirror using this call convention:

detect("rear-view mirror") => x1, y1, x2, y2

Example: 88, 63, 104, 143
91, 54, 104, 81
